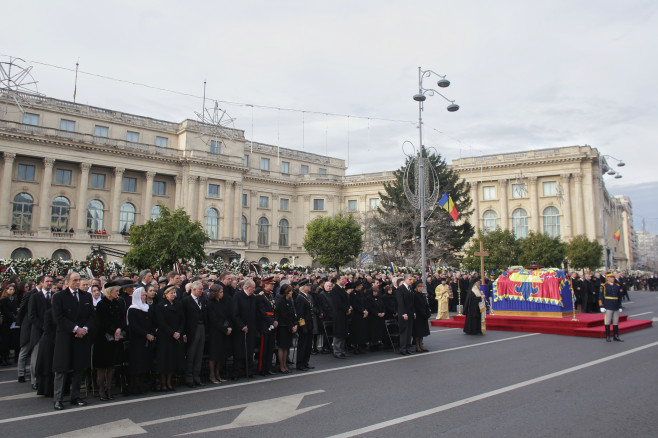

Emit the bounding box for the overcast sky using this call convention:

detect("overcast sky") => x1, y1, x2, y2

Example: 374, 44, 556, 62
3, 0, 658, 233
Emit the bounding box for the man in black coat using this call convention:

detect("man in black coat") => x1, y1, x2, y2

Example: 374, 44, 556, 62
295, 279, 314, 370
255, 278, 277, 376
28, 276, 54, 390
182, 281, 207, 387
232, 279, 258, 377
17, 276, 44, 384
328, 279, 350, 359
52, 272, 96, 410
396, 274, 416, 355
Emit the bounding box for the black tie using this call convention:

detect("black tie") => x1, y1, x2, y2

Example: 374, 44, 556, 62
73, 291, 79, 302
46, 292, 51, 300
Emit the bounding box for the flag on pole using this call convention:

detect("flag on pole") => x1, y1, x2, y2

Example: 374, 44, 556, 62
438, 191, 459, 220
613, 228, 621, 241
389, 262, 397, 274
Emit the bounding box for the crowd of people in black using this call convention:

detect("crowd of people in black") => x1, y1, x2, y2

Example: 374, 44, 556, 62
0, 269, 439, 410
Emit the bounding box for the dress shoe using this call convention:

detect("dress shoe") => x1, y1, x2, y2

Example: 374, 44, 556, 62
54, 401, 65, 410
296, 367, 308, 371
287, 359, 294, 364
304, 365, 315, 369
400, 350, 409, 356
31, 383, 38, 390
266, 371, 276, 375
195, 380, 206, 386
17, 376, 25, 383
71, 398, 88, 407
187, 382, 196, 388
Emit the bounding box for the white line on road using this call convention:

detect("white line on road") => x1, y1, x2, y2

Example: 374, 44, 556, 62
629, 312, 653, 317
0, 332, 539, 424
325, 340, 658, 438
430, 328, 459, 333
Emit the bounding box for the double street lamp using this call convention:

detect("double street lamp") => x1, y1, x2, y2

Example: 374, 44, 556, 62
412, 67, 459, 294
598, 154, 625, 270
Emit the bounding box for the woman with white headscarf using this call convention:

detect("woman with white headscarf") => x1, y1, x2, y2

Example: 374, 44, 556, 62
127, 287, 155, 395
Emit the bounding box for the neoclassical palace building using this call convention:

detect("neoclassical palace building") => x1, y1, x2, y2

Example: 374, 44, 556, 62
0, 90, 634, 269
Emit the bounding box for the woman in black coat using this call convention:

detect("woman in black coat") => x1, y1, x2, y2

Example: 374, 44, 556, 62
412, 281, 431, 352
382, 285, 398, 320
0, 284, 20, 366
274, 284, 297, 373
155, 286, 185, 390
94, 283, 127, 400
366, 287, 386, 350
348, 282, 369, 353
207, 284, 232, 384
127, 286, 155, 395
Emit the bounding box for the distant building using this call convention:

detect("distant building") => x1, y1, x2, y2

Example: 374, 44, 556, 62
635, 230, 658, 272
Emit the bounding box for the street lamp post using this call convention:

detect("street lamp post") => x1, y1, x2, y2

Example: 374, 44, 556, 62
412, 67, 459, 295
598, 153, 625, 270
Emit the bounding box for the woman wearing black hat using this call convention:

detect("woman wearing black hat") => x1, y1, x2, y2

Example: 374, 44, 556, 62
94, 281, 127, 400
274, 284, 297, 373
412, 281, 431, 352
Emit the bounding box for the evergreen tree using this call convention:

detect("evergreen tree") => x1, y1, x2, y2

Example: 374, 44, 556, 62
462, 228, 521, 275
373, 147, 473, 266
303, 213, 363, 271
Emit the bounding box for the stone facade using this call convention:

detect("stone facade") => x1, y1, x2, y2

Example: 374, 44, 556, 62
0, 90, 635, 269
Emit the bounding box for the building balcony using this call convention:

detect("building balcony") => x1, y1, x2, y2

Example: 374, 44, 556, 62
11, 230, 35, 237
89, 234, 112, 240
52, 232, 74, 239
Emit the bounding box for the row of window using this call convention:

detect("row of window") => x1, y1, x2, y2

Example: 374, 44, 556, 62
11, 193, 292, 246
482, 181, 559, 200
481, 206, 560, 238
254, 156, 325, 175
22, 112, 170, 148
347, 198, 380, 212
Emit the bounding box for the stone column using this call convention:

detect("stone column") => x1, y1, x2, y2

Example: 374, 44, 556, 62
111, 167, 125, 233
470, 181, 479, 232
528, 176, 540, 232
197, 176, 207, 227
0, 152, 16, 231
186, 175, 198, 220
143, 171, 155, 225
174, 175, 183, 209
223, 180, 234, 240
38, 158, 55, 233
561, 174, 572, 239
574, 173, 585, 236
76, 162, 92, 233
499, 179, 508, 230
233, 181, 242, 241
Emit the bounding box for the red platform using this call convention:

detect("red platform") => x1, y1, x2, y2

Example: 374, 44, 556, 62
431, 312, 653, 338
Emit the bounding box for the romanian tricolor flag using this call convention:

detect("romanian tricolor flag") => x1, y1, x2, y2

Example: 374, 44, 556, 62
613, 228, 621, 241
438, 191, 459, 220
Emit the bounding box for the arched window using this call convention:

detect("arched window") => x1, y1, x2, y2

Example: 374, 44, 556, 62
258, 257, 270, 265
12, 193, 33, 231
280, 258, 290, 265
11, 247, 32, 259
51, 196, 70, 231
151, 205, 162, 220
512, 208, 528, 239
543, 206, 561, 238
278, 219, 289, 247
206, 208, 219, 240
87, 199, 104, 231
52, 249, 71, 260
482, 210, 498, 233
241, 216, 247, 243
257, 217, 269, 246
119, 203, 136, 234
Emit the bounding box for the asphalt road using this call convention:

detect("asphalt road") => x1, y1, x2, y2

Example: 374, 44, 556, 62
0, 292, 656, 438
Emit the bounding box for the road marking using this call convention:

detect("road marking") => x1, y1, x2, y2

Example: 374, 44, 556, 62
46, 391, 327, 437
430, 328, 459, 333
629, 312, 653, 317
325, 340, 658, 438
0, 332, 538, 424
0, 392, 39, 402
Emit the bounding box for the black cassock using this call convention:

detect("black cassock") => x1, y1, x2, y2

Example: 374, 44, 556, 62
463, 289, 483, 335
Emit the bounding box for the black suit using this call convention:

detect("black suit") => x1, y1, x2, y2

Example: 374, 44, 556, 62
51, 288, 96, 403
181, 294, 207, 384
396, 283, 415, 353
232, 290, 257, 376
28, 290, 51, 385
17, 288, 39, 381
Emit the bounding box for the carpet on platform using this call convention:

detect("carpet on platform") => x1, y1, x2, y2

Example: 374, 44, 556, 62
431, 312, 652, 338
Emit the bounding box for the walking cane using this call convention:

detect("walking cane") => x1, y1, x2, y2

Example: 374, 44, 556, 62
244, 331, 249, 378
